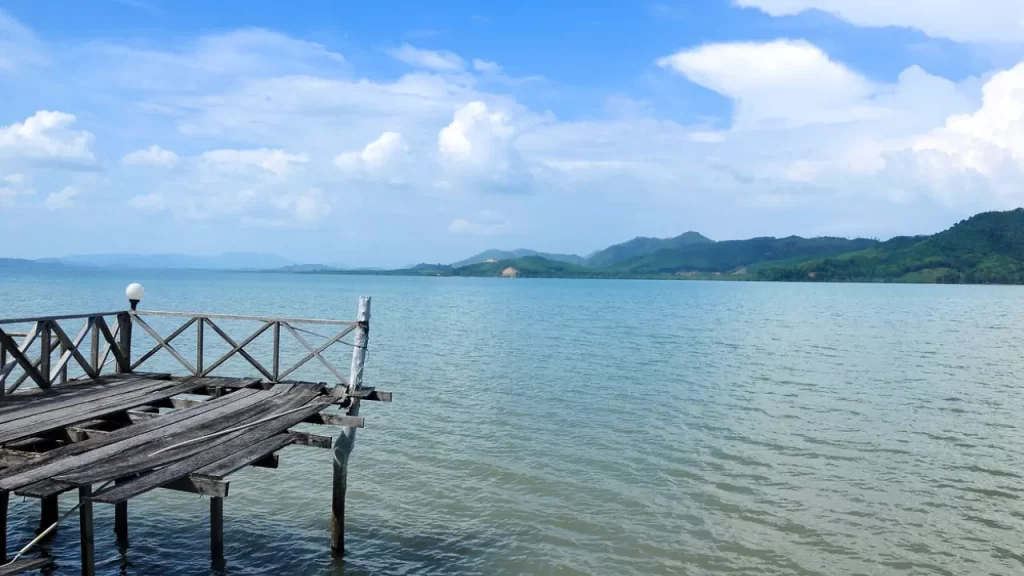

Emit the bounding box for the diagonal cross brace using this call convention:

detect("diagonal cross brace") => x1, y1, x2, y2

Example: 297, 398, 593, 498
201, 319, 274, 381
131, 315, 197, 375
131, 316, 197, 371
283, 323, 348, 386
278, 323, 356, 382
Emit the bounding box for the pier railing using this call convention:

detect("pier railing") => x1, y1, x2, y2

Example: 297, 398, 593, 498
0, 308, 365, 395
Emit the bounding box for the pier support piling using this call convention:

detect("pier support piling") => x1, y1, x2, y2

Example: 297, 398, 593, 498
79, 486, 95, 576
114, 499, 128, 544
210, 496, 224, 569
331, 296, 370, 557
0, 490, 8, 563
38, 495, 58, 536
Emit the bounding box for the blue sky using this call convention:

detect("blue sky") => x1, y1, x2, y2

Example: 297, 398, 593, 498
1, 0, 1023, 266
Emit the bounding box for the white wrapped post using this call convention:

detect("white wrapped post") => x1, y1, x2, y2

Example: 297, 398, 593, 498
331, 296, 369, 556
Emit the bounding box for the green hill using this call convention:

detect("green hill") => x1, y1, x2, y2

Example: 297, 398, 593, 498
454, 256, 607, 278
620, 236, 878, 275
451, 249, 585, 267
757, 209, 1024, 283
585, 231, 713, 267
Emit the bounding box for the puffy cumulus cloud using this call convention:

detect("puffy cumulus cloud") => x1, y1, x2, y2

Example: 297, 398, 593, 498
906, 62, 1024, 201
657, 40, 877, 129
389, 44, 464, 71
734, 0, 1024, 44
439, 101, 531, 189
334, 131, 409, 178
200, 148, 308, 176
0, 111, 95, 164
123, 145, 179, 167
448, 210, 510, 235
44, 186, 79, 210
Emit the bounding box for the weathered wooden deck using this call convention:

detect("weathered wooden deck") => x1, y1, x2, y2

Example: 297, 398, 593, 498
0, 291, 386, 575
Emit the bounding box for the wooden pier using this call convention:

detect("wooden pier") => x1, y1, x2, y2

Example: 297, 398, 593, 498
0, 287, 389, 574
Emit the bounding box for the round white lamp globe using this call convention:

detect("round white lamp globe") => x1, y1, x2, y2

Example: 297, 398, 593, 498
126, 283, 145, 302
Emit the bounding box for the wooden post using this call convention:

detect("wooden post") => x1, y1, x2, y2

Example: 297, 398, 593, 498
0, 490, 8, 564
196, 318, 204, 376
210, 497, 224, 569
272, 322, 280, 382
116, 312, 132, 374
1, 341, 6, 396
114, 480, 128, 544
331, 296, 370, 557
38, 495, 58, 536
79, 485, 95, 576
39, 321, 51, 386
89, 318, 100, 376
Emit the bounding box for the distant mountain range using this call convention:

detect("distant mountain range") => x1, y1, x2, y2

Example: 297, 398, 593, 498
306, 208, 1024, 284
5, 252, 296, 271
10, 208, 1024, 284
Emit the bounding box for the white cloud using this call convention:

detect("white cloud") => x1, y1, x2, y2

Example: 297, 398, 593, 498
123, 145, 179, 167
201, 148, 308, 175
334, 131, 409, 177
44, 186, 79, 210
129, 192, 166, 212
0, 111, 95, 163
473, 59, 502, 74
908, 62, 1024, 200
389, 44, 464, 71
448, 210, 509, 235
0, 10, 46, 71
657, 40, 877, 129
735, 0, 1024, 44
3, 173, 23, 184
438, 101, 530, 189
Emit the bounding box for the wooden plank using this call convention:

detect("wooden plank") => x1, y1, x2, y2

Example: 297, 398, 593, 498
136, 310, 357, 326
309, 412, 365, 428
0, 311, 124, 325
0, 377, 180, 438
0, 557, 53, 575
0, 387, 273, 491
0, 378, 204, 442
50, 389, 314, 487
63, 426, 287, 469
194, 434, 294, 479
91, 398, 331, 503
0, 449, 40, 467
0, 374, 168, 412
288, 431, 333, 449
17, 473, 229, 499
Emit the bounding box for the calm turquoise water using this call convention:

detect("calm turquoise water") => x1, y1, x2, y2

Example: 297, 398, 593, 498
2, 269, 1024, 575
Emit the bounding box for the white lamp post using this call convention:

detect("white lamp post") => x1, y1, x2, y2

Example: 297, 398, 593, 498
125, 283, 145, 311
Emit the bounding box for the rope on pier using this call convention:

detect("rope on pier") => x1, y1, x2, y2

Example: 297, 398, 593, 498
1, 479, 114, 568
